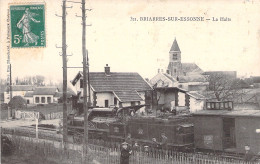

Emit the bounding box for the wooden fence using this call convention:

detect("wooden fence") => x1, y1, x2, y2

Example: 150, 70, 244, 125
2, 133, 259, 164
15, 110, 39, 120
44, 112, 63, 120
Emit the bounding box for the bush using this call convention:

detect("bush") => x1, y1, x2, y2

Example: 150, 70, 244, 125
8, 96, 26, 109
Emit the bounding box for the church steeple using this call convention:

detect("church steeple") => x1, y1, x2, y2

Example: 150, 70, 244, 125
169, 38, 181, 52
167, 38, 182, 78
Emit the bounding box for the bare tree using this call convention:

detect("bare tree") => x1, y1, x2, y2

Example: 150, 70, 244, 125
206, 73, 241, 101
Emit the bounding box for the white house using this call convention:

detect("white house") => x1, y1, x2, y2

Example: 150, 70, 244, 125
32, 87, 59, 104
4, 85, 35, 103
71, 64, 153, 108
186, 91, 205, 113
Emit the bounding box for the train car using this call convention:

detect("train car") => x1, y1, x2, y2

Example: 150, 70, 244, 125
193, 101, 260, 155
108, 115, 194, 150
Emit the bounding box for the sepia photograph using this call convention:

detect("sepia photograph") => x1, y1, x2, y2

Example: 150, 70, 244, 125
0, 0, 260, 163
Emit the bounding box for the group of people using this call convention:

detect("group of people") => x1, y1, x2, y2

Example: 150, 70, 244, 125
120, 133, 168, 164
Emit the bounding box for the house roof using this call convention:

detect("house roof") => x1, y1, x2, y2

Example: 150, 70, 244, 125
169, 38, 180, 52
193, 109, 260, 118
149, 72, 177, 87
33, 87, 58, 95
54, 91, 77, 98
178, 75, 207, 83
113, 91, 143, 102
251, 76, 260, 83
182, 63, 204, 74
72, 72, 152, 92
7, 85, 35, 92
203, 71, 237, 79
24, 91, 34, 97
163, 73, 176, 83
187, 91, 205, 99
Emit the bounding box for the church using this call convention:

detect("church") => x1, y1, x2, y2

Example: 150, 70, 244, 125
150, 38, 208, 91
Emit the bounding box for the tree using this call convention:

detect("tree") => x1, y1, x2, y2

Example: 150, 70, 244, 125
8, 96, 26, 109
206, 73, 241, 101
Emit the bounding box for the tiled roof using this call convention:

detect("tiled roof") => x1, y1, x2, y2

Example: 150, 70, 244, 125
187, 91, 205, 99
203, 71, 237, 79
251, 76, 260, 83
73, 72, 152, 92
113, 91, 143, 102
163, 73, 176, 83
8, 85, 35, 92
169, 38, 180, 52
182, 63, 203, 74
54, 91, 77, 98
24, 91, 34, 97
33, 87, 58, 95
178, 75, 207, 83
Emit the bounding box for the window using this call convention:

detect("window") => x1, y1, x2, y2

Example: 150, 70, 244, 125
172, 54, 178, 60
47, 97, 51, 103
131, 102, 135, 106
114, 127, 119, 133
41, 97, 45, 103
174, 69, 177, 73
105, 100, 109, 107
35, 97, 39, 103
80, 79, 83, 88
27, 100, 30, 104
114, 97, 117, 105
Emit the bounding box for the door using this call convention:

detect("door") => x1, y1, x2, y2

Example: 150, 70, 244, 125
223, 118, 236, 149
105, 100, 109, 107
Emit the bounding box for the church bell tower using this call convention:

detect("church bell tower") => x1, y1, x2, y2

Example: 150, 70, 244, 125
167, 38, 182, 78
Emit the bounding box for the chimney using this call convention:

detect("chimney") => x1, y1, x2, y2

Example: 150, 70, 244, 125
158, 69, 160, 73
105, 64, 110, 75
166, 70, 169, 74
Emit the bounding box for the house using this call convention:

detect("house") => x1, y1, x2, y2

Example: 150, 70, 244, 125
4, 85, 35, 103
153, 86, 205, 113
247, 76, 260, 88
31, 87, 59, 104
24, 91, 34, 104
71, 64, 153, 108
186, 91, 205, 113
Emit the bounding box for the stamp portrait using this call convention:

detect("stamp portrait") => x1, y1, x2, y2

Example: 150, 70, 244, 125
10, 4, 45, 48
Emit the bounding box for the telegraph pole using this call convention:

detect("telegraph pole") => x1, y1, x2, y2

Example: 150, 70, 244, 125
9, 64, 12, 118
82, 0, 89, 162
62, 0, 68, 148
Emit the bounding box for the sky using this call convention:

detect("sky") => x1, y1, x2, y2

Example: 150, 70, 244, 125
1, 0, 260, 83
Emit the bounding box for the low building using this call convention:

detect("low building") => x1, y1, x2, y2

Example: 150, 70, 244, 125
153, 86, 205, 113
24, 91, 34, 104
186, 91, 206, 113
4, 85, 35, 103
32, 87, 59, 104
71, 64, 153, 108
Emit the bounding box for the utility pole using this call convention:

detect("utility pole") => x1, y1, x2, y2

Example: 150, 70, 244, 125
62, 0, 68, 148
82, 0, 89, 162
9, 64, 12, 118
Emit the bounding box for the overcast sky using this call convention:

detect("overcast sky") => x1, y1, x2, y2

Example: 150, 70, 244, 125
1, 0, 260, 83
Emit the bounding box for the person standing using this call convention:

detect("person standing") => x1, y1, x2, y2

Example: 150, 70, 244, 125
120, 142, 132, 164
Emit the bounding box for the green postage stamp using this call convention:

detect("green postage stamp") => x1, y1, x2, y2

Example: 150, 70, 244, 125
10, 4, 45, 48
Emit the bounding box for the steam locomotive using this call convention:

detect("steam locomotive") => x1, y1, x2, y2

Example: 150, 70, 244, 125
68, 101, 260, 156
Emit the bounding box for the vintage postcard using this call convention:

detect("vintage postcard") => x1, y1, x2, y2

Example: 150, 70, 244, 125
1, 0, 260, 164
